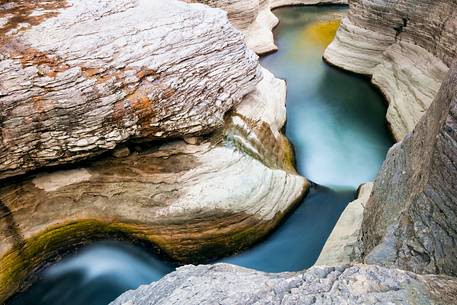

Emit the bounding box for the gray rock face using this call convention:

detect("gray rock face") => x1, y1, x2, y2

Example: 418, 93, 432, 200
0, 0, 260, 180
324, 0, 456, 140
359, 65, 457, 276
110, 263, 457, 305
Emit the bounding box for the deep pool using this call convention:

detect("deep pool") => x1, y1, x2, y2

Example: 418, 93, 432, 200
8, 6, 393, 305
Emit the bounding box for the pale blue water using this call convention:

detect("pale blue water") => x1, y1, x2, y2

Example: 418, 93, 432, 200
8, 6, 393, 305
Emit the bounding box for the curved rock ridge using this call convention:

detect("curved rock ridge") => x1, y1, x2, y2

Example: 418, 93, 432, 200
0, 0, 261, 180
324, 0, 456, 140
358, 65, 457, 276
0, 67, 308, 302
110, 263, 457, 305
198, 0, 348, 55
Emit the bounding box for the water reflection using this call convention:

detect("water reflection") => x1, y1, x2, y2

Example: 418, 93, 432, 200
8, 6, 393, 305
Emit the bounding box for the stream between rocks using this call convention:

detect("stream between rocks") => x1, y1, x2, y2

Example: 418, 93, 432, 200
7, 6, 393, 305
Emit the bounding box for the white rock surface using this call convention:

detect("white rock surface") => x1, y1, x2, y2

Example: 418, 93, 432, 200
324, 0, 456, 140
0, 0, 260, 179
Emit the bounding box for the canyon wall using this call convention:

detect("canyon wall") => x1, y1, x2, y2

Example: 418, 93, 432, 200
358, 65, 457, 276
324, 0, 456, 140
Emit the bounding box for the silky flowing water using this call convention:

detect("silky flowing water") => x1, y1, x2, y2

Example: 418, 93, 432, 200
8, 6, 393, 305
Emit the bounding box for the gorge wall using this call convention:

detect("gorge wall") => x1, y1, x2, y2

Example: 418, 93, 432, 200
324, 0, 457, 140
358, 65, 457, 276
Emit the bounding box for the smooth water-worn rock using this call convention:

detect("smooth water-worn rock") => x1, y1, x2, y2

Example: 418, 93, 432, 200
0, 67, 307, 303
0, 0, 260, 180
110, 263, 457, 305
200, 0, 348, 55
324, 0, 456, 140
315, 182, 372, 266
359, 65, 457, 276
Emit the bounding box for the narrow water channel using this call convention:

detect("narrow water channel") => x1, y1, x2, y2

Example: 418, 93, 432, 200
8, 6, 393, 305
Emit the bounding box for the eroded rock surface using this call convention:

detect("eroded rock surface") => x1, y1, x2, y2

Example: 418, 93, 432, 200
358, 65, 457, 276
324, 0, 456, 140
0, 0, 260, 180
110, 263, 457, 305
0, 68, 308, 302
199, 0, 348, 55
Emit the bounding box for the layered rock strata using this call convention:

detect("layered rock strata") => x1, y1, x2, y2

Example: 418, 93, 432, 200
324, 0, 457, 140
358, 65, 457, 276
110, 263, 457, 305
0, 68, 308, 302
199, 0, 348, 55
0, 0, 260, 180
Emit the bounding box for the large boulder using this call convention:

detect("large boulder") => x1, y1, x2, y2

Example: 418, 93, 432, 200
358, 65, 457, 276
110, 263, 457, 305
324, 0, 456, 140
0, 0, 260, 180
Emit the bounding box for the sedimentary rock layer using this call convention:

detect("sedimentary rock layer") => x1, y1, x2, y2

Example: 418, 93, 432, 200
0, 0, 260, 180
200, 0, 348, 55
0, 68, 308, 302
359, 65, 457, 276
324, 0, 456, 140
110, 263, 457, 305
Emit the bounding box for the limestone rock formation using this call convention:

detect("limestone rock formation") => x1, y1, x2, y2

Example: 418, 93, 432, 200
315, 182, 372, 266
358, 65, 457, 276
199, 0, 348, 55
0, 68, 308, 302
0, 0, 260, 180
324, 0, 456, 140
110, 263, 457, 305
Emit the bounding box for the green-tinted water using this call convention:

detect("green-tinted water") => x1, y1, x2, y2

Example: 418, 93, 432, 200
8, 6, 393, 305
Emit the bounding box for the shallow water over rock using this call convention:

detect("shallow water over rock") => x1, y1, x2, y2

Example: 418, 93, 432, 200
8, 6, 393, 305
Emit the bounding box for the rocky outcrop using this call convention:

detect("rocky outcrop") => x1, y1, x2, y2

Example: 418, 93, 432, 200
0, 0, 260, 180
315, 182, 372, 266
0, 68, 308, 302
357, 65, 457, 276
110, 263, 457, 305
199, 0, 348, 55
324, 0, 456, 140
